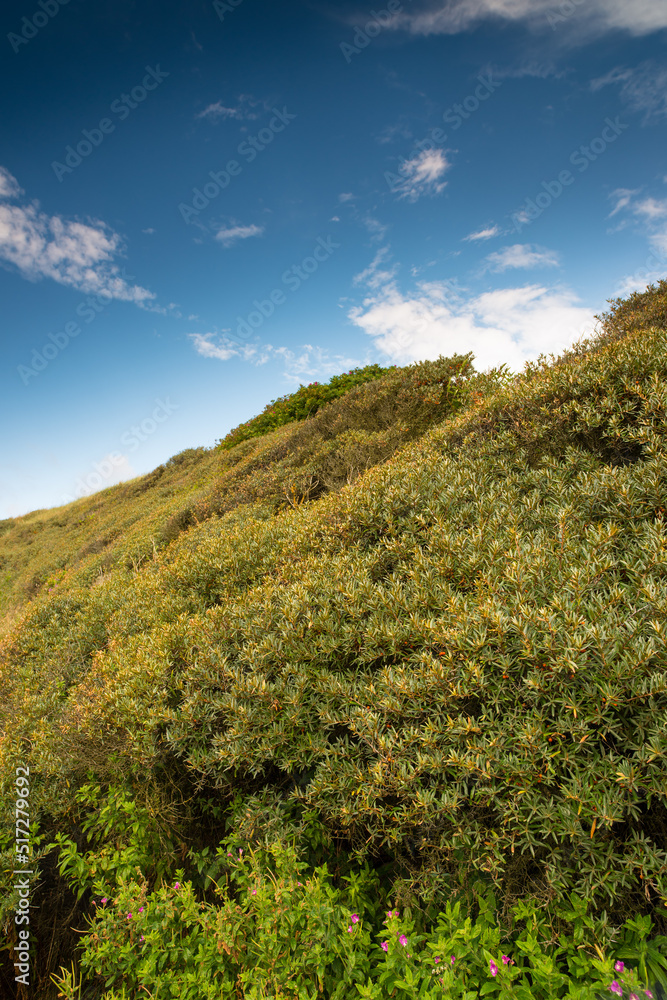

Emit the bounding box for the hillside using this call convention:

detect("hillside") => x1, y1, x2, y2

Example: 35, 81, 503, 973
1, 282, 667, 1000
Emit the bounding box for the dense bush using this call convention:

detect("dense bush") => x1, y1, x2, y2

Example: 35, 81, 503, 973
1, 287, 667, 996
216, 364, 397, 450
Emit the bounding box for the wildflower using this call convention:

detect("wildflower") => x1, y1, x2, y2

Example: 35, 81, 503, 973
644, 992, 654, 999
127, 912, 132, 919
138, 907, 144, 913
629, 994, 640, 1000
381, 942, 389, 952
399, 935, 408, 947
609, 982, 623, 996
615, 962, 625, 974
434, 957, 440, 964
251, 889, 257, 896
451, 956, 456, 967
490, 960, 499, 977
351, 914, 360, 924
101, 897, 107, 904
140, 935, 145, 942
174, 883, 180, 889
348, 926, 353, 933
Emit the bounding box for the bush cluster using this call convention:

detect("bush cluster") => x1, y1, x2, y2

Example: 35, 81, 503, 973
1, 287, 667, 996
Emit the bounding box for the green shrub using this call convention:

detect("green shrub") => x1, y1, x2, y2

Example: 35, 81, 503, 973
51, 836, 667, 1000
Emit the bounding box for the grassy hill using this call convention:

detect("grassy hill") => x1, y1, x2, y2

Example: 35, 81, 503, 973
1, 283, 667, 999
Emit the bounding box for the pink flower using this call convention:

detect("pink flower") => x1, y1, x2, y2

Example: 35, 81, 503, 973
381, 942, 389, 952
251, 889, 257, 895
629, 994, 640, 1000
174, 883, 180, 889
140, 935, 145, 942
101, 897, 107, 904
451, 955, 456, 967
126, 912, 132, 919
435, 957, 440, 964
351, 914, 360, 923
348, 925, 353, 933
609, 982, 623, 996
399, 935, 408, 947
502, 955, 512, 965
644, 992, 654, 999
615, 962, 625, 974
490, 960, 499, 977
138, 907, 144, 913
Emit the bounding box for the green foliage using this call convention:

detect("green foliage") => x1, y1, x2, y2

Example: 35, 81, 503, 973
595, 278, 667, 347
1, 286, 667, 997
51, 836, 666, 999
216, 364, 396, 450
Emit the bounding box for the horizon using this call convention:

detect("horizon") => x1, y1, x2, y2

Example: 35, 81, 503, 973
1, 0, 666, 519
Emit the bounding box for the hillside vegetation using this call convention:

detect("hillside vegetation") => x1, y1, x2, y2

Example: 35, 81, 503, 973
1, 282, 667, 1000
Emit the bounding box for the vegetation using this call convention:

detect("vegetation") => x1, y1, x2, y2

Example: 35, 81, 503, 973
1, 282, 667, 999
215, 364, 397, 450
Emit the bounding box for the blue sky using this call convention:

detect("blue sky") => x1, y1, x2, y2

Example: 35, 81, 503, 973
2, 0, 666, 518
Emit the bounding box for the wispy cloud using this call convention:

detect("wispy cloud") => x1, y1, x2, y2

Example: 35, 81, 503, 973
352, 246, 399, 289
463, 224, 500, 242
0, 166, 22, 199
188, 333, 364, 382
482, 244, 560, 273
348, 265, 596, 373
608, 188, 641, 218
392, 149, 451, 201
591, 62, 667, 123
0, 167, 154, 304
384, 0, 667, 39
362, 215, 389, 242
196, 94, 265, 121
214, 223, 264, 246
606, 188, 667, 295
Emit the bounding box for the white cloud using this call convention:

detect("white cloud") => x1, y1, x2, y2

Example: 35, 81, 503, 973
606, 188, 667, 295
0, 168, 154, 304
392, 149, 451, 201
214, 223, 264, 246
0, 167, 22, 199
188, 333, 364, 383
339, 192, 355, 203
482, 244, 560, 272
384, 0, 667, 38
362, 215, 389, 241
608, 187, 641, 218
348, 274, 596, 373
591, 62, 667, 122
634, 197, 667, 221
352, 246, 399, 289
196, 95, 264, 121
463, 225, 500, 242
